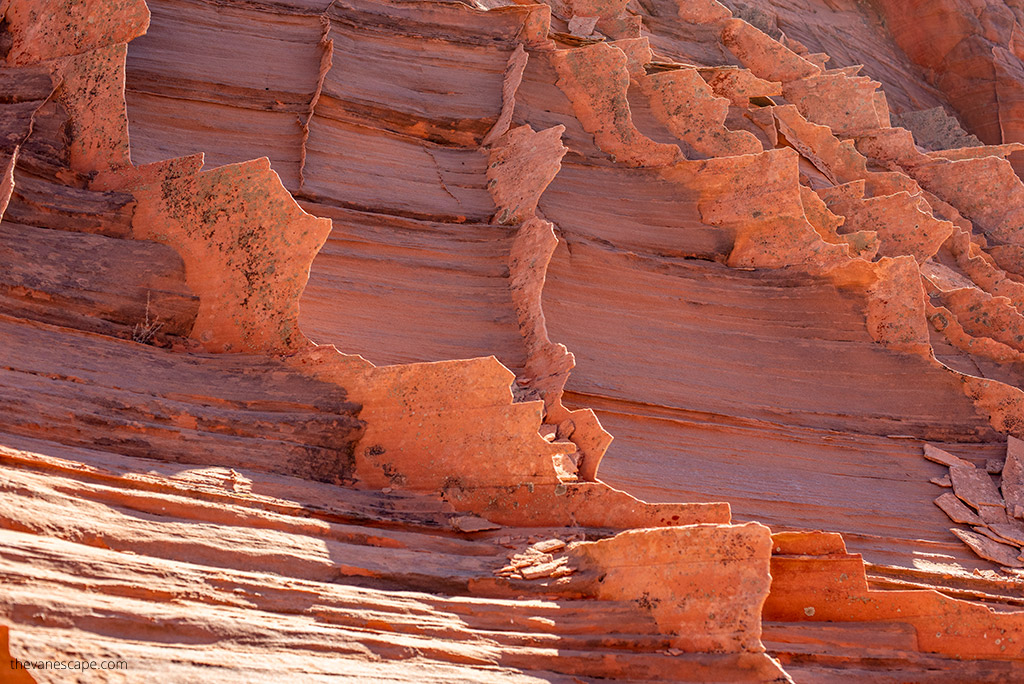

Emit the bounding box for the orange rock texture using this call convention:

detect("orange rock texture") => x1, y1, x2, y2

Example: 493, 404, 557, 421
3, 0, 1024, 681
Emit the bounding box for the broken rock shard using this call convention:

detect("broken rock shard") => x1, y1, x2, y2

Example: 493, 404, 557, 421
5, 0, 1024, 681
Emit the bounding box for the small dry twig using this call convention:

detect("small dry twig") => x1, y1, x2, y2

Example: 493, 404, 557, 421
132, 292, 164, 345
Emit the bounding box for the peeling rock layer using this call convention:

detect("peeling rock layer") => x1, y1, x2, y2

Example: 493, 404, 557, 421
3, 0, 1024, 682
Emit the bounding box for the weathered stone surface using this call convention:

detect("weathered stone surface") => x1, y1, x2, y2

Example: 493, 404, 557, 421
935, 492, 984, 526
550, 43, 681, 167
924, 443, 974, 468
987, 520, 1024, 546
58, 43, 134, 175
1006, 437, 1024, 519
0, 222, 198, 338
954, 528, 1024, 568
7, 0, 1024, 681
132, 158, 332, 353
899, 107, 983, 151
950, 463, 1005, 510
767, 531, 1024, 656
824, 192, 953, 263
639, 67, 762, 157
871, 0, 1024, 174
567, 523, 773, 652
487, 125, 566, 225
2, 0, 149, 64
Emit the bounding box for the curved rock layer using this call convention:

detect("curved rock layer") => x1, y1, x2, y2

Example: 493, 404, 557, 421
2, 0, 1024, 681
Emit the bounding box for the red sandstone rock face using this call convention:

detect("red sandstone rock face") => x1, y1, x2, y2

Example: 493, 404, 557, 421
4, 0, 1024, 681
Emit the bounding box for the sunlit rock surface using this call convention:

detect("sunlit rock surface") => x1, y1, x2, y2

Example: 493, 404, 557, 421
3, 0, 1024, 681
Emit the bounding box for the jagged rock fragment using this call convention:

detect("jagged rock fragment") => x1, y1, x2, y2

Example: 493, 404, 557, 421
950, 463, 1005, 510
451, 515, 502, 533
952, 528, 1024, 568
986, 520, 1024, 547
923, 443, 973, 468
935, 492, 983, 526
530, 538, 567, 553
487, 125, 567, 225
550, 42, 681, 167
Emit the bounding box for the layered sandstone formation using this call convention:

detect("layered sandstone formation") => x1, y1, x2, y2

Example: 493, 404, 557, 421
3, 0, 1024, 681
